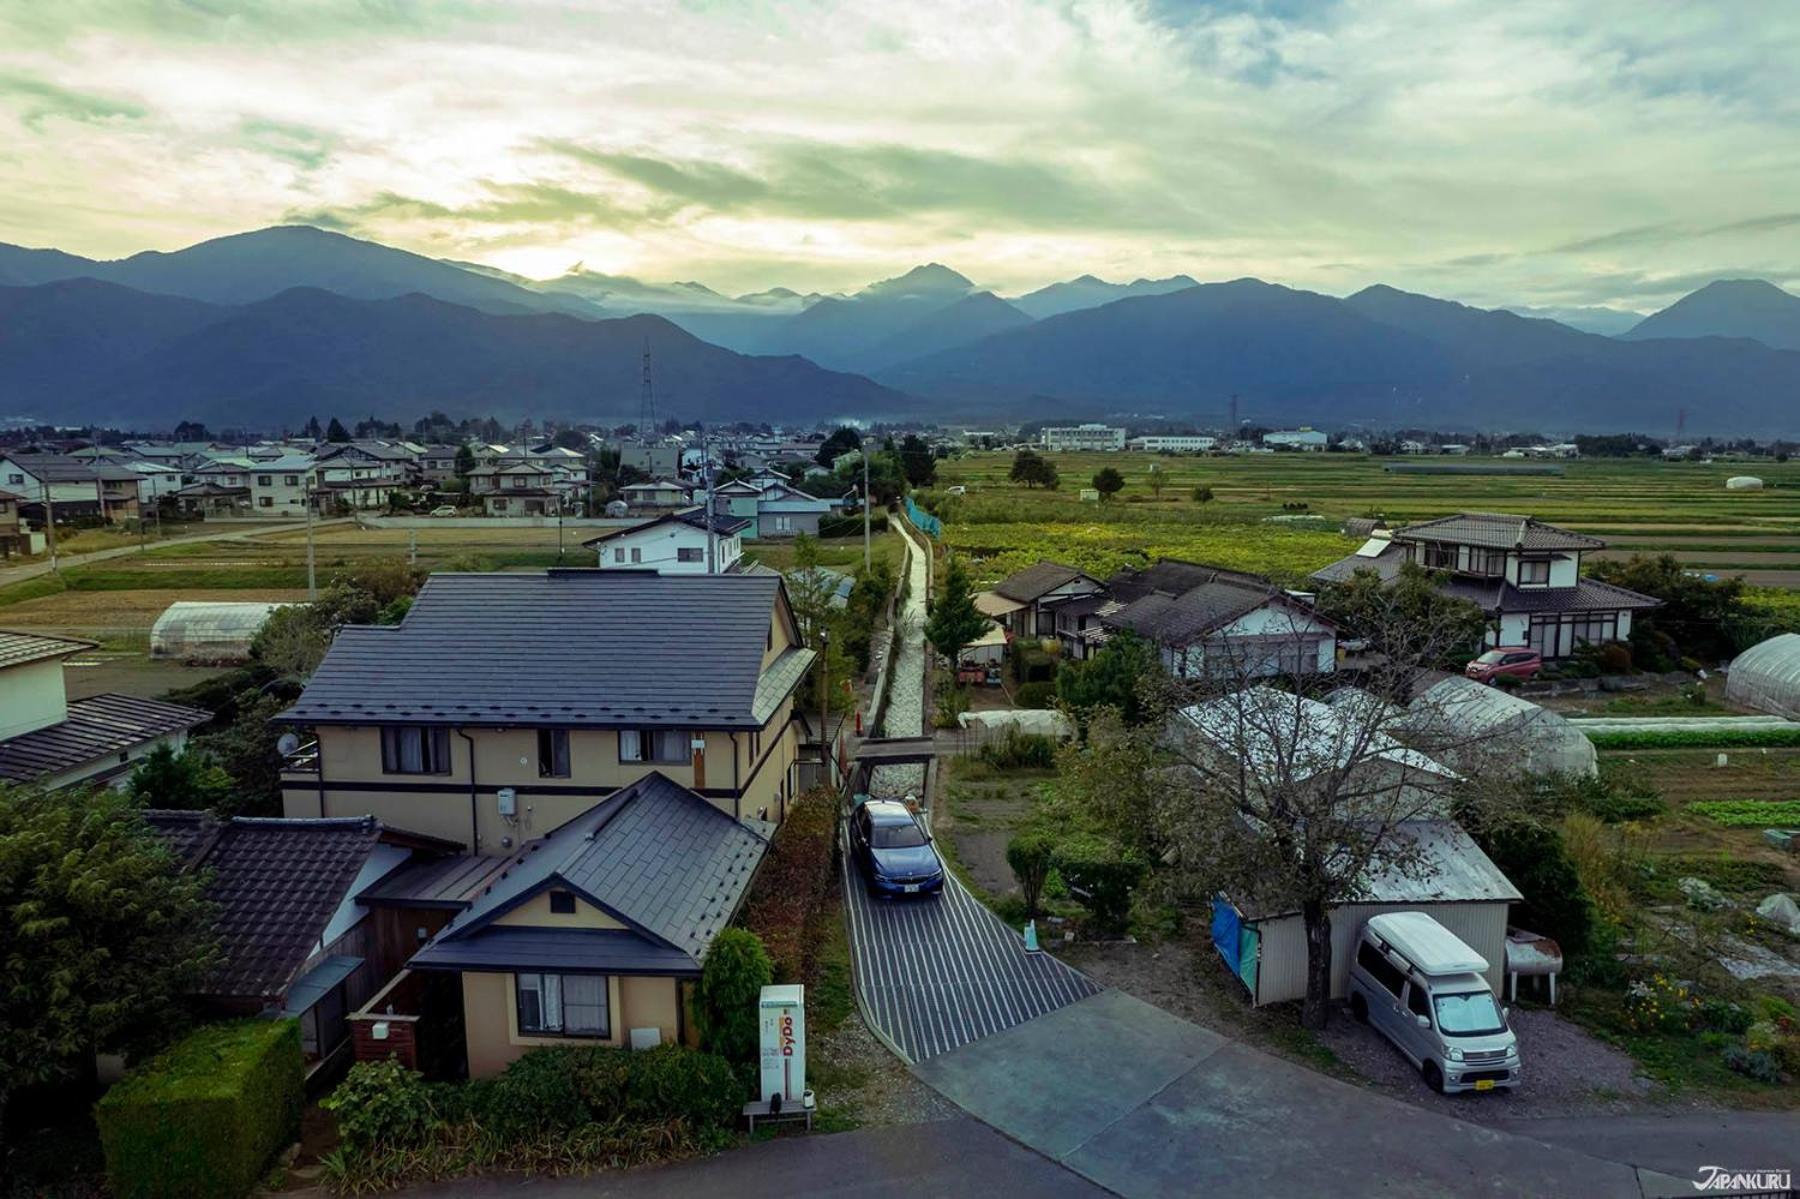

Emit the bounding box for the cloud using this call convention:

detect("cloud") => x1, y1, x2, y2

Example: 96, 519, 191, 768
0, 73, 146, 130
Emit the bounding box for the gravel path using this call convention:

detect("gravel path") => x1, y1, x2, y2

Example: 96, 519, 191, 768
870, 519, 928, 798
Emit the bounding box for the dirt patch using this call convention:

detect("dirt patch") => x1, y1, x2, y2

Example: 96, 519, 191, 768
810, 1013, 957, 1128
949, 828, 1018, 899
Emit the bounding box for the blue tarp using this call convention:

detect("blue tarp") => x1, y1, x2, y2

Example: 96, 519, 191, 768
1211, 897, 1258, 998
905, 496, 942, 539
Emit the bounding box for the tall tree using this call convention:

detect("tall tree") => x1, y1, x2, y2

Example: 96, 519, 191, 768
125, 745, 234, 813
1009, 449, 1058, 490
453, 443, 477, 487
1092, 466, 1125, 501
925, 555, 990, 666
816, 426, 862, 467
785, 535, 854, 757
0, 786, 219, 1145
325, 417, 351, 443
1055, 630, 1159, 724
899, 434, 937, 488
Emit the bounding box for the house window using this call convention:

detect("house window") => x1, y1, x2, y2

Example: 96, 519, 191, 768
1469, 548, 1506, 576
380, 726, 451, 774
493, 498, 508, 511
1519, 559, 1551, 585
750, 728, 762, 759
630, 547, 642, 564
5, 473, 20, 485
284, 474, 300, 486
677, 547, 703, 563
618, 728, 691, 763
511, 476, 526, 488
773, 515, 793, 533
548, 890, 576, 915
258, 496, 273, 507
1422, 543, 1457, 570
516, 972, 609, 1037
613, 547, 627, 563
538, 728, 570, 778
257, 474, 273, 486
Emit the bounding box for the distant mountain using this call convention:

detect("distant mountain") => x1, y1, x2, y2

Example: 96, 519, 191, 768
1504, 304, 1644, 337
0, 243, 101, 288
0, 279, 906, 428
858, 292, 1034, 371
1010, 273, 1198, 320
1623, 279, 1800, 351
882, 278, 1800, 434
0, 226, 602, 319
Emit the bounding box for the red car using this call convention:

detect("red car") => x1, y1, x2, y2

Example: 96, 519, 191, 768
1465, 647, 1542, 683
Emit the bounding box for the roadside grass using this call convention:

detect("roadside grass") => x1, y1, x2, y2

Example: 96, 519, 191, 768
1598, 693, 1738, 717
1562, 988, 1794, 1105
742, 529, 904, 575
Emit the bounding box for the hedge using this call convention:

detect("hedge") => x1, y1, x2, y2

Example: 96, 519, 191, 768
1585, 726, 1800, 750
740, 787, 837, 983
97, 1019, 303, 1199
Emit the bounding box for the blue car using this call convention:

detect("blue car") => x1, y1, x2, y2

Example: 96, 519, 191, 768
850, 799, 945, 897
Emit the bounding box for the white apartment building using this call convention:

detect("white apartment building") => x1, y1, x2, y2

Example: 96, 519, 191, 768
1042, 424, 1127, 452
1127, 435, 1217, 453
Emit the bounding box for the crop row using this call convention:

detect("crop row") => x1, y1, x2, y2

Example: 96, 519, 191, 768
1586, 727, 1800, 750
1688, 800, 1800, 827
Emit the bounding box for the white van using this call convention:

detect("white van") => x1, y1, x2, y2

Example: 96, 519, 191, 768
1348, 911, 1521, 1094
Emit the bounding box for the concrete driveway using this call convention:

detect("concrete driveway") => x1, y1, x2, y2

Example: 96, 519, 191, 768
913, 989, 1795, 1198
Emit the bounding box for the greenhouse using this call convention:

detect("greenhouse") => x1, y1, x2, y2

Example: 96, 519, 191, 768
150, 601, 291, 663
1405, 676, 1598, 779
1725, 633, 1800, 720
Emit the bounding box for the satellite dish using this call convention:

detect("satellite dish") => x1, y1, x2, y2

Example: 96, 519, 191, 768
276, 732, 301, 756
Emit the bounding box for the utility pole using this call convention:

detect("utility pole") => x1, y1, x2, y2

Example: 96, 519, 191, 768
862, 446, 871, 572
703, 431, 717, 575
44, 484, 58, 572
305, 480, 317, 600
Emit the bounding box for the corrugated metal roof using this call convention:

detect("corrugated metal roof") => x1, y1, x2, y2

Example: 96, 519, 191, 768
0, 693, 211, 781
0, 630, 95, 670
280, 570, 803, 729
1238, 820, 1520, 919
356, 853, 512, 909
431, 772, 770, 971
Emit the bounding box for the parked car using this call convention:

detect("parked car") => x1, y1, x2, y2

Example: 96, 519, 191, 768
1348, 912, 1521, 1094
849, 799, 944, 898
428, 505, 459, 517
1465, 646, 1541, 683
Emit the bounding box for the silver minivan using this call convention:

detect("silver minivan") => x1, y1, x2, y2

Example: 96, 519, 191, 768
1348, 911, 1521, 1094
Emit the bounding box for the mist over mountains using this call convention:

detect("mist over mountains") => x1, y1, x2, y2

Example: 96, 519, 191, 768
2, 224, 1798, 434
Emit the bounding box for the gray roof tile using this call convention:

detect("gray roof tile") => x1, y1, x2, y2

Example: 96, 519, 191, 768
0, 693, 211, 782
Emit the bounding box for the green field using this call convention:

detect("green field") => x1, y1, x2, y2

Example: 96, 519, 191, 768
931, 452, 1800, 586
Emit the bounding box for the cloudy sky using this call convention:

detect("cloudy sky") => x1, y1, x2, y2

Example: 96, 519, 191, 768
1, 0, 1796, 311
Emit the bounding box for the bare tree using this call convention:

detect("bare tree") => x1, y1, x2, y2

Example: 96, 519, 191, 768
1068, 578, 1520, 1029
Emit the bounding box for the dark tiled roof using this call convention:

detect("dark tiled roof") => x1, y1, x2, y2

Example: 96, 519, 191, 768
432, 773, 769, 971
1440, 576, 1662, 614
994, 561, 1091, 603
0, 693, 211, 782
2, 454, 141, 483
1106, 559, 1270, 605
1394, 513, 1604, 551
0, 630, 95, 670
142, 813, 384, 1004
581, 507, 751, 546
410, 926, 700, 976
280, 570, 806, 728
1102, 578, 1296, 645
139, 809, 222, 868
1310, 543, 1405, 585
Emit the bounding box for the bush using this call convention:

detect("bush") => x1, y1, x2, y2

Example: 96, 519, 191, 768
1721, 1045, 1782, 1084
1595, 642, 1633, 674
1623, 975, 1698, 1034
1697, 999, 1755, 1035
97, 1019, 303, 1199
741, 788, 837, 984
1014, 680, 1056, 709
694, 928, 773, 1065
1050, 832, 1144, 935
1472, 818, 1595, 960
978, 728, 1057, 770
1573, 776, 1665, 823
1191, 486, 1214, 503
321, 1059, 439, 1151
1006, 828, 1057, 917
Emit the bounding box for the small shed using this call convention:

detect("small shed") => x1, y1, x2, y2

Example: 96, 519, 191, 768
150, 601, 290, 662
1213, 820, 1520, 1006
1726, 633, 1800, 719
1405, 676, 1598, 778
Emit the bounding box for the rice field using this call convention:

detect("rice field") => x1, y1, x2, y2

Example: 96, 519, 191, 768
931, 452, 1800, 587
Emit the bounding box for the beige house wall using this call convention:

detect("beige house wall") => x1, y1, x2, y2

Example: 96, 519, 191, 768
492, 891, 626, 931
460, 970, 683, 1078
285, 700, 802, 850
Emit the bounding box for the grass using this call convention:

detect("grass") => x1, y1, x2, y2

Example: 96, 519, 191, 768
1688, 800, 1800, 827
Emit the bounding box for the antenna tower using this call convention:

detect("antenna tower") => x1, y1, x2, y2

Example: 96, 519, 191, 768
639, 338, 658, 434
1675, 407, 1687, 438
1229, 393, 1240, 431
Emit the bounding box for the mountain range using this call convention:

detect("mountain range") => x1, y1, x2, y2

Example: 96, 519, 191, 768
3, 224, 1799, 433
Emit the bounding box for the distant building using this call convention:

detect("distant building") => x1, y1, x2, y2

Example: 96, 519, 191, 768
1262, 429, 1329, 452
585, 508, 748, 574
1439, 444, 1471, 456
1127, 435, 1217, 453
1041, 424, 1126, 452
620, 439, 685, 479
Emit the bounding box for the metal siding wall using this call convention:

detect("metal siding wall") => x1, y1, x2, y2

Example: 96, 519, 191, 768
1248, 902, 1510, 1006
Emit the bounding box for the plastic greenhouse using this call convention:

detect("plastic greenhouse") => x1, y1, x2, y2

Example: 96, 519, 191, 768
1406, 676, 1598, 778
1725, 633, 1800, 719
150, 601, 290, 663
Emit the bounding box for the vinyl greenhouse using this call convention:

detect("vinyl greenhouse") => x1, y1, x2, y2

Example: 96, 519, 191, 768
1725, 633, 1800, 720
149, 601, 291, 663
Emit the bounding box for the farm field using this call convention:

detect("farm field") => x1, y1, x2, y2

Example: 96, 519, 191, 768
931, 451, 1800, 586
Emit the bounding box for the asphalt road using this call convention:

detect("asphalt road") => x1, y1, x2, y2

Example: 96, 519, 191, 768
0, 519, 348, 590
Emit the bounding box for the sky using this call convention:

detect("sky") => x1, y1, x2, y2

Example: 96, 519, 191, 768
1, 0, 1796, 312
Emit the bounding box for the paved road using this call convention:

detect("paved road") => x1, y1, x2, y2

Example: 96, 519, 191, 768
0, 519, 346, 590
913, 989, 1795, 1199
868, 517, 928, 796
395, 1117, 1107, 1199
842, 826, 1098, 1062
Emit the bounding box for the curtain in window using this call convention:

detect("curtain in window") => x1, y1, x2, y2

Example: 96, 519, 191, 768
619, 729, 642, 762
562, 976, 608, 1035
654, 730, 688, 761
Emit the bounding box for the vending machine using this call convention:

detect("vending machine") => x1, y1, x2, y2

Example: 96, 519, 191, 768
757, 984, 807, 1105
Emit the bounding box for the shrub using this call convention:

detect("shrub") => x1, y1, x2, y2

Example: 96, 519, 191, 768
978, 728, 1057, 770
1014, 680, 1056, 709
97, 1019, 302, 1199
1697, 999, 1755, 1035
694, 928, 773, 1065
1573, 776, 1665, 823
1595, 642, 1633, 674
1050, 832, 1144, 935
741, 788, 837, 983
1191, 486, 1214, 503
1721, 1045, 1782, 1084
1472, 818, 1595, 960
819, 511, 887, 539
473, 1047, 590, 1140
1006, 828, 1057, 917
612, 1045, 741, 1129
321, 1059, 439, 1151
1623, 975, 1698, 1034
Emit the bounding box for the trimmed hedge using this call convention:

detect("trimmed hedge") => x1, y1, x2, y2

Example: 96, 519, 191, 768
741, 787, 837, 983
97, 1019, 303, 1199
1586, 726, 1800, 750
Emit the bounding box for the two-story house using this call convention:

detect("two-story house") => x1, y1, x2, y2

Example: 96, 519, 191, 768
1311, 512, 1659, 659
250, 455, 316, 516
0, 454, 143, 524
585, 508, 749, 573
0, 631, 210, 790
975, 561, 1107, 640
708, 477, 834, 540
467, 463, 571, 516
275, 569, 814, 852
